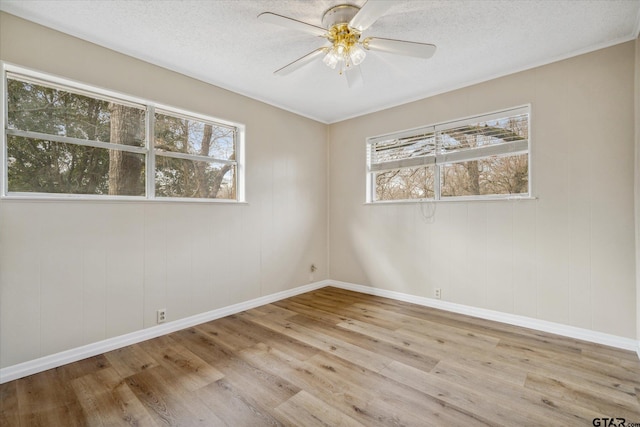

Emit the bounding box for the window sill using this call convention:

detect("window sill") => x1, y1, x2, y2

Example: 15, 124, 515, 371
364, 196, 537, 205
0, 195, 248, 205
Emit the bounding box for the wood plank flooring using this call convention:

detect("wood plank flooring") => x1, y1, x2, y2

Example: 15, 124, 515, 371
2, 286, 640, 426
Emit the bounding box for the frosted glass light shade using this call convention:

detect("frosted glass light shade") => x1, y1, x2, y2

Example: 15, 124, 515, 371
350, 45, 366, 65
323, 51, 339, 69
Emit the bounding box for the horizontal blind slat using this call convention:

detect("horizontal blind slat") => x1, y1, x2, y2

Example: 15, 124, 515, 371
436, 139, 528, 164
369, 155, 436, 172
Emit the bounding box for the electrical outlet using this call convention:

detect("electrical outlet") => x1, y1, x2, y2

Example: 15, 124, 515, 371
309, 264, 318, 283
157, 308, 167, 324
434, 288, 441, 299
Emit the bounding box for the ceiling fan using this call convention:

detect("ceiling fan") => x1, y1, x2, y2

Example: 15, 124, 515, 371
258, 1, 436, 87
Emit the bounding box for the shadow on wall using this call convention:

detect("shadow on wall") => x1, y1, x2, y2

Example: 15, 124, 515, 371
348, 202, 440, 296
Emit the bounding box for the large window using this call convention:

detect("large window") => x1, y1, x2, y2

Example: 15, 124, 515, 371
367, 106, 530, 202
2, 65, 243, 201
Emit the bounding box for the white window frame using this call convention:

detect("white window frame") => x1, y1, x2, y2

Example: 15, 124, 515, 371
1, 63, 245, 202
366, 105, 532, 203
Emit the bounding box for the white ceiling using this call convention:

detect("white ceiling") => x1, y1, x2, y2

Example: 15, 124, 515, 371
1, 0, 639, 123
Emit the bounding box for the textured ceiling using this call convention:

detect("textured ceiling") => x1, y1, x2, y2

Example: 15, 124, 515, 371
1, 0, 639, 123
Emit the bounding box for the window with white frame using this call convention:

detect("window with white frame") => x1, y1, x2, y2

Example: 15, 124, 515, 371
2, 66, 243, 201
154, 110, 237, 199
367, 106, 530, 202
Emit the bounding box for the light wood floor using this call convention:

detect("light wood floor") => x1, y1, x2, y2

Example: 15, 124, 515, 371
1, 287, 640, 426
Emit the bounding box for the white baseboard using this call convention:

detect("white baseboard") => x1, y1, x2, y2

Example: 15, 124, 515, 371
2, 278, 637, 384
329, 280, 639, 352
0, 280, 331, 384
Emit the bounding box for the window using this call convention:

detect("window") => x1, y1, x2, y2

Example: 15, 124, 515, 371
2, 65, 243, 201
154, 110, 237, 199
367, 106, 530, 202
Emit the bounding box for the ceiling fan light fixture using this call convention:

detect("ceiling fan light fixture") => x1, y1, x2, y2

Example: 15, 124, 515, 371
322, 22, 363, 73
323, 50, 339, 69
349, 44, 366, 66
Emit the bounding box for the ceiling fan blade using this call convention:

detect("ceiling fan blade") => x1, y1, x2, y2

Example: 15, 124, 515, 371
349, 0, 395, 31
345, 65, 364, 88
363, 37, 437, 58
274, 47, 328, 76
258, 12, 328, 37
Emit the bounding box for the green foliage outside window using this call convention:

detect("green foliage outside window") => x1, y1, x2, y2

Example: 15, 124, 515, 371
4, 74, 239, 200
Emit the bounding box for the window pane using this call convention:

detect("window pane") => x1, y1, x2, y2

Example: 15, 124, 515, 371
155, 156, 236, 199
440, 154, 528, 197
7, 77, 145, 147
154, 112, 235, 160
375, 166, 435, 201
7, 135, 145, 196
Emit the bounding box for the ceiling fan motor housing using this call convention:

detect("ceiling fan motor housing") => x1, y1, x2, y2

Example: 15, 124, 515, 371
322, 4, 360, 28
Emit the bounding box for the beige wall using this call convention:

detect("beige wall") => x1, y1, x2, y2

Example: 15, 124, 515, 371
329, 42, 637, 339
0, 13, 328, 368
